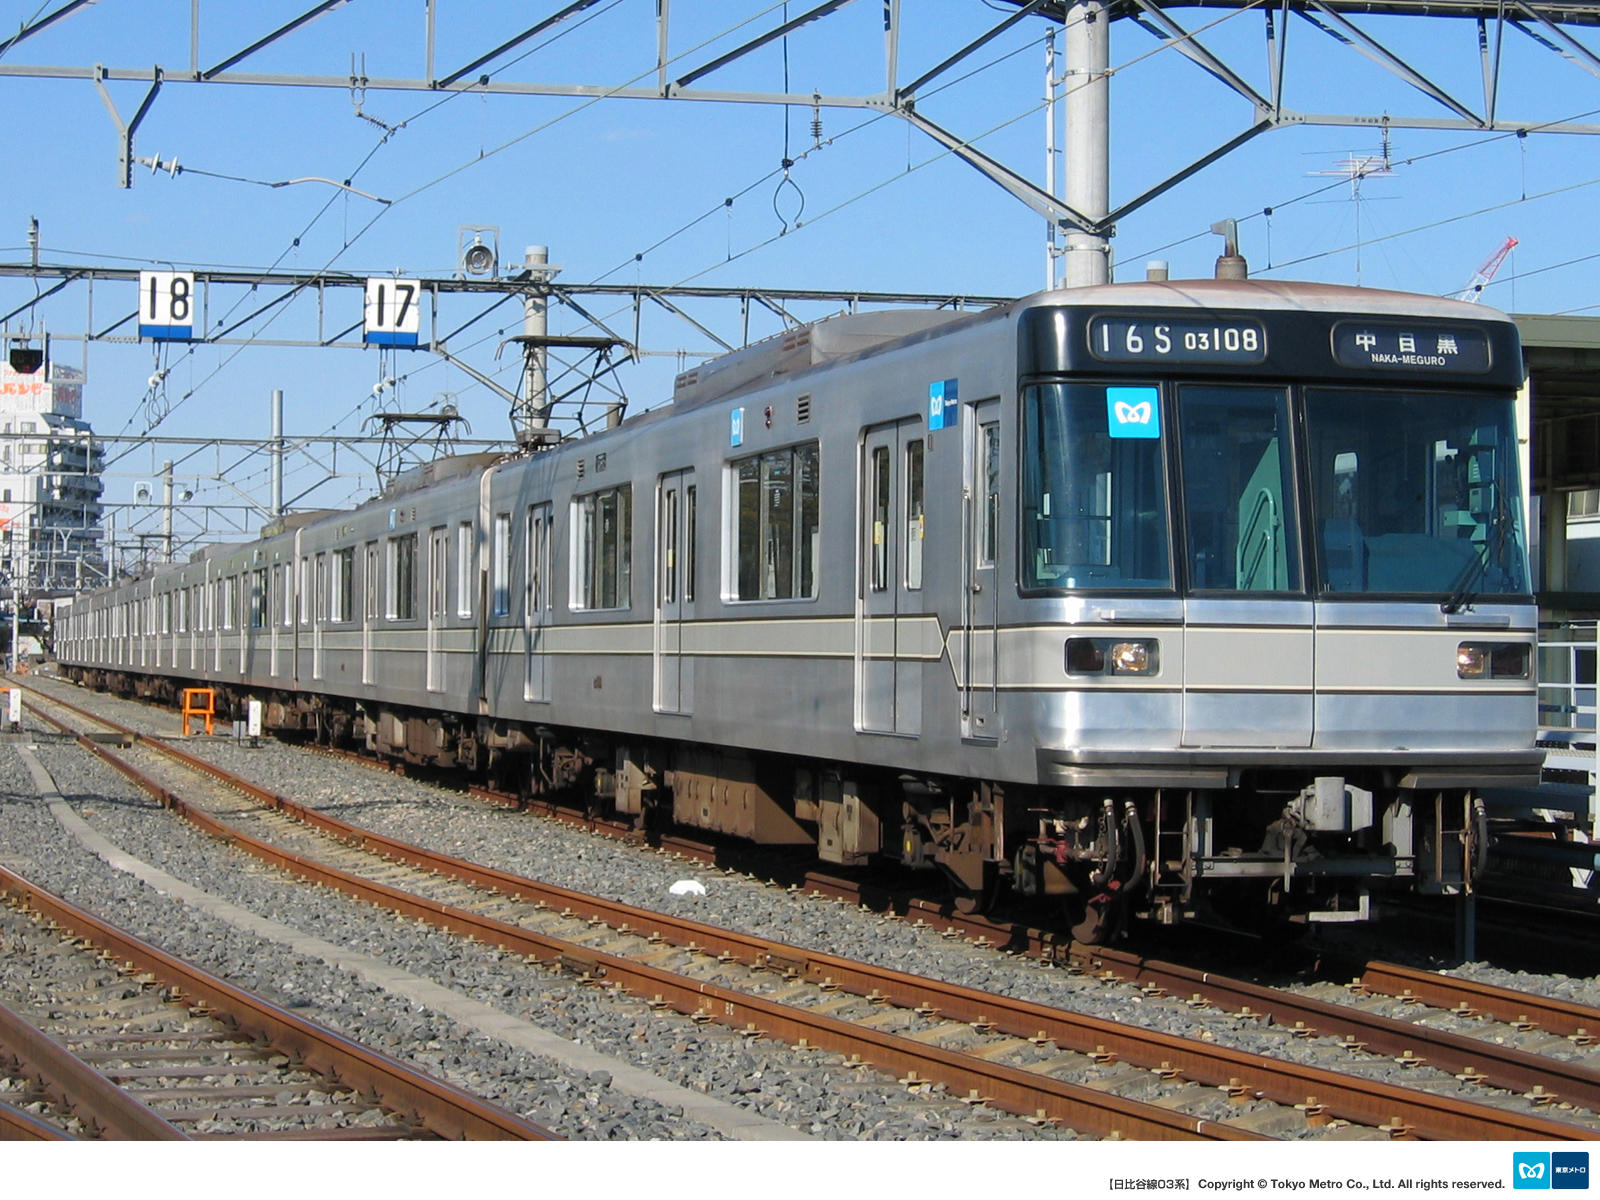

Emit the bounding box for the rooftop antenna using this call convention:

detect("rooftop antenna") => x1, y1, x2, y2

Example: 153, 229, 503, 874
1312, 125, 1395, 286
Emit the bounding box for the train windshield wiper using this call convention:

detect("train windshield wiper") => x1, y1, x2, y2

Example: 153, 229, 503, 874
1440, 506, 1507, 615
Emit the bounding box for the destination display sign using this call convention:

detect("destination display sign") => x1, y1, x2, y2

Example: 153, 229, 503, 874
1332, 323, 1492, 373
1088, 315, 1268, 365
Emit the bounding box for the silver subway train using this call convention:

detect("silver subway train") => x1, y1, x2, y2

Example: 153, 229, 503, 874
56, 278, 1541, 940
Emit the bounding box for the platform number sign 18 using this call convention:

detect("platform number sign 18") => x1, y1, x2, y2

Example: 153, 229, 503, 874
364, 278, 422, 346
138, 270, 196, 340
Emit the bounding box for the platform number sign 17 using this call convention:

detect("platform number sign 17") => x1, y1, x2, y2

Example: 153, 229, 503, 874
364, 278, 421, 346
138, 270, 196, 340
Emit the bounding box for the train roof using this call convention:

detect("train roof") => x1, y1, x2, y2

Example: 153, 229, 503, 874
1014, 277, 1517, 322
667, 278, 1515, 412
671, 307, 991, 411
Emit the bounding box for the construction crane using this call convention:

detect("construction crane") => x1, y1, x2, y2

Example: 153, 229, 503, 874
1454, 237, 1518, 302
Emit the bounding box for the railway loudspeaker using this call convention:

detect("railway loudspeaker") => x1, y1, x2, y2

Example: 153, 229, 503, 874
458, 226, 500, 278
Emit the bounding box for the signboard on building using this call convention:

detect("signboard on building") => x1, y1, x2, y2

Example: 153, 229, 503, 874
0, 362, 82, 419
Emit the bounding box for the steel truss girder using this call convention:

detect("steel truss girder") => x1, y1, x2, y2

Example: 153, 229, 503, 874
6, 3, 1600, 250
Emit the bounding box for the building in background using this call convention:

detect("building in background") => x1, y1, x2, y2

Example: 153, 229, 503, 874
0, 357, 106, 595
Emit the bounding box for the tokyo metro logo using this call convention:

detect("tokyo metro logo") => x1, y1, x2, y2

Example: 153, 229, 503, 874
1514, 1152, 1590, 1190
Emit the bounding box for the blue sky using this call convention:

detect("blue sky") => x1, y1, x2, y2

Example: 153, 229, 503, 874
2, 0, 1597, 552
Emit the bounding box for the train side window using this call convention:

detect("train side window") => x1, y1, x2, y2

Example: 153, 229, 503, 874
492, 512, 512, 616
906, 439, 925, 590
572, 484, 632, 611
222, 576, 238, 630
729, 442, 820, 601
457, 521, 474, 618
298, 556, 311, 624
387, 532, 417, 620
331, 549, 353, 622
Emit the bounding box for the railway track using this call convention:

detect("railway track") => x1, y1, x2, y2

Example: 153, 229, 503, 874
18, 680, 1600, 1141
0, 868, 556, 1140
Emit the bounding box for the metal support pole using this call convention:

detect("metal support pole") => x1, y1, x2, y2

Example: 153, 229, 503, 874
1045, 29, 1058, 290
1062, 0, 1110, 288
1543, 490, 1569, 595
161, 459, 173, 563
521, 246, 549, 439
271, 388, 284, 518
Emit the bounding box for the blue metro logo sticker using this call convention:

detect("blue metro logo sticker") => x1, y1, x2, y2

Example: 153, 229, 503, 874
1516, 1153, 1552, 1189
928, 379, 958, 431
1107, 386, 1160, 439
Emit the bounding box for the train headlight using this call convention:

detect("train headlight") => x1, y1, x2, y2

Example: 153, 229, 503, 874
1065, 637, 1158, 676
1457, 641, 1530, 680
1110, 641, 1152, 674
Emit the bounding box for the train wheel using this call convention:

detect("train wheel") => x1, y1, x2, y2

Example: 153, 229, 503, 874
949, 864, 999, 915
1067, 890, 1123, 945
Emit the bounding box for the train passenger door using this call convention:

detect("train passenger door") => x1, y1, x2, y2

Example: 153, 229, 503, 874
960, 402, 1001, 740
427, 525, 447, 692
856, 420, 922, 736
524, 503, 552, 702
654, 471, 695, 714
1176, 384, 1314, 748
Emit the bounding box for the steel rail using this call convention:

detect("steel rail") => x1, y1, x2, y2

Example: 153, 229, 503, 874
23, 685, 1595, 1140
1360, 961, 1600, 1041
0, 997, 186, 1139
0, 1097, 74, 1140
1070, 943, 1600, 1120
0, 860, 555, 1141
25, 694, 1258, 1139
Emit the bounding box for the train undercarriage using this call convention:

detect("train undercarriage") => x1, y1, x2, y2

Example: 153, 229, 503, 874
69, 667, 1487, 944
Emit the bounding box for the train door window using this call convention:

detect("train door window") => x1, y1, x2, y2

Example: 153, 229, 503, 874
161, 592, 172, 635
526, 504, 552, 614
387, 533, 417, 620
298, 556, 312, 624
684, 485, 697, 602
456, 521, 474, 618
729, 443, 820, 601
429, 526, 448, 619
364, 544, 379, 619
222, 577, 238, 630
661, 486, 679, 604
492, 512, 512, 616
250, 569, 267, 628
979, 422, 1000, 569
331, 550, 353, 622
176, 587, 187, 633
870, 444, 891, 592
572, 485, 632, 610
314, 554, 327, 621
905, 439, 925, 590
1177, 385, 1300, 593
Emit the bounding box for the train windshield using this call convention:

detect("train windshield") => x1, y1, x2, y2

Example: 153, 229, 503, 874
1021, 382, 1172, 590
1176, 385, 1301, 593
1303, 388, 1530, 599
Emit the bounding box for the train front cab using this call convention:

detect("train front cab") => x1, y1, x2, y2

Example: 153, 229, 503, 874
1003, 289, 1541, 936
